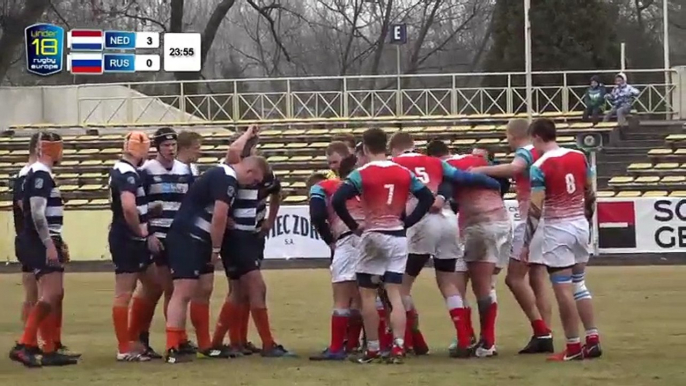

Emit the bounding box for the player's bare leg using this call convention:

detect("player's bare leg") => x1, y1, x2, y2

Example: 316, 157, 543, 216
572, 263, 601, 358
547, 268, 583, 361
113, 272, 150, 362
21, 273, 38, 324
529, 264, 553, 326
505, 259, 553, 354
468, 261, 497, 358
382, 275, 408, 364
401, 253, 430, 355
130, 266, 164, 358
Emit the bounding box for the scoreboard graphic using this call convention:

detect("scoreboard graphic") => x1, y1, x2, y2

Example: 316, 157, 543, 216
24, 23, 200, 76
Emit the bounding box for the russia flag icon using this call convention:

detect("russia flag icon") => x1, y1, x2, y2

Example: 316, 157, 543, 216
67, 53, 103, 74
68, 29, 103, 51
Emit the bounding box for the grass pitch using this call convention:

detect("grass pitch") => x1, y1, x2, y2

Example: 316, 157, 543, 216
0, 266, 684, 386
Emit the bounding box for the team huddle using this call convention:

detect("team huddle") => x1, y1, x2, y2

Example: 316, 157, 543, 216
7, 117, 601, 368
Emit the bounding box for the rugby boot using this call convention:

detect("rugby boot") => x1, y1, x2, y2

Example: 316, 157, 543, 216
137, 332, 161, 359
244, 341, 261, 354
9, 343, 25, 362
309, 347, 347, 361
41, 352, 79, 367
56, 343, 82, 359
165, 348, 192, 364
350, 349, 381, 364
474, 340, 498, 358
196, 347, 227, 359
386, 344, 405, 364
547, 349, 583, 362
518, 335, 554, 354
116, 351, 151, 362
261, 343, 297, 358
206, 345, 240, 358
141, 345, 162, 359
15, 346, 42, 368
179, 340, 198, 355
583, 342, 602, 359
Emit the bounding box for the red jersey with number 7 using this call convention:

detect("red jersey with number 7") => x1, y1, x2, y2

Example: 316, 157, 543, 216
344, 160, 426, 231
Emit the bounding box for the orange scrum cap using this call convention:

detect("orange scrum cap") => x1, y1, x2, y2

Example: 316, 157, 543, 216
123, 131, 151, 159
38, 131, 63, 161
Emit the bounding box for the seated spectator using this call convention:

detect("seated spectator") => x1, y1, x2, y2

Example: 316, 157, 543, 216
603, 72, 639, 126
582, 75, 606, 124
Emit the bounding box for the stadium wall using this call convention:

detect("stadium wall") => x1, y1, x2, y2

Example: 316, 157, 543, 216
0, 85, 203, 129
1, 198, 684, 263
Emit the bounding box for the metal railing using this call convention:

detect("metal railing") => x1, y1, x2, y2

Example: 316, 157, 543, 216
54, 68, 686, 125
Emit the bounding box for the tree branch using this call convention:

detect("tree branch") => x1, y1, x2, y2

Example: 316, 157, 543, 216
246, 0, 292, 62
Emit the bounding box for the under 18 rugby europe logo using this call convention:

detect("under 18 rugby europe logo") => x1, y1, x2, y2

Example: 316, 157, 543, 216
25, 23, 65, 76
265, 213, 321, 245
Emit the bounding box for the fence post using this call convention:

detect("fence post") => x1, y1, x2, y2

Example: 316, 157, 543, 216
562, 72, 569, 113
179, 82, 186, 122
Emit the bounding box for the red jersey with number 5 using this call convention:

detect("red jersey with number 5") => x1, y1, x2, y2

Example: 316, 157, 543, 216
445, 154, 508, 227
530, 148, 590, 221
392, 152, 444, 212
345, 160, 425, 231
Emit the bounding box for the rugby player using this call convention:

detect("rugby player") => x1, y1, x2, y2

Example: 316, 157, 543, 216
309, 155, 364, 360
331, 128, 435, 364
108, 131, 160, 362
470, 119, 554, 354
176, 131, 202, 177
325, 141, 351, 179
389, 133, 502, 355
333, 133, 356, 154
525, 118, 601, 361
215, 133, 293, 357
445, 149, 512, 358
10, 132, 78, 367
132, 128, 198, 358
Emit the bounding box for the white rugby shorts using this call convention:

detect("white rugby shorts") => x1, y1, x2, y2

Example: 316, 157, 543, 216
330, 234, 360, 283
357, 231, 407, 277
541, 217, 590, 268
408, 210, 463, 260
462, 220, 512, 268
510, 220, 545, 265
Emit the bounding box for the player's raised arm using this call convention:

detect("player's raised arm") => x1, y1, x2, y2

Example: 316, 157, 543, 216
210, 170, 238, 256
471, 147, 531, 178
264, 173, 282, 235
226, 125, 259, 164
331, 170, 361, 232
584, 156, 596, 220
404, 174, 434, 229
441, 160, 502, 190
116, 173, 147, 238
523, 165, 545, 247
308, 181, 335, 245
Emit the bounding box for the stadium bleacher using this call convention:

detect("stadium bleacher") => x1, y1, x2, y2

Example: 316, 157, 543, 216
1, 117, 684, 209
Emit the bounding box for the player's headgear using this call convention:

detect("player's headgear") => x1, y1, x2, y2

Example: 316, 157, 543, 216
153, 127, 177, 149
37, 131, 63, 161
123, 131, 151, 159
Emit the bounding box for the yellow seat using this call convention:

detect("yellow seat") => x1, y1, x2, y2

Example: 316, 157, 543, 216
258, 143, 282, 150
503, 192, 516, 200
273, 170, 289, 177
648, 148, 673, 156
471, 125, 497, 132
10, 137, 29, 142
608, 176, 633, 185
308, 142, 328, 149
283, 195, 307, 203
75, 135, 100, 141
352, 127, 367, 134
401, 127, 425, 133
80, 172, 104, 179
476, 138, 500, 145
494, 125, 507, 131
291, 170, 313, 176
669, 191, 686, 197
60, 185, 79, 192
89, 198, 110, 205
381, 127, 399, 133
0, 201, 12, 209
558, 136, 574, 144
81, 184, 102, 191
0, 150, 9, 156
642, 191, 668, 197
60, 160, 80, 167
415, 140, 427, 147
101, 134, 122, 141
0, 186, 8, 194
555, 122, 570, 129
313, 155, 327, 162
329, 128, 354, 134
569, 122, 594, 129
654, 162, 679, 170
616, 191, 642, 198
280, 181, 291, 188
258, 130, 283, 137
661, 176, 686, 184
80, 160, 102, 166
593, 121, 616, 128
495, 152, 507, 159
267, 155, 289, 163
665, 134, 686, 141
65, 199, 89, 207
627, 163, 652, 171
420, 126, 445, 133
290, 155, 313, 162
100, 148, 120, 155
77, 148, 99, 155
596, 191, 615, 198
634, 176, 660, 184
290, 181, 306, 188
11, 149, 29, 156
286, 143, 308, 149
201, 145, 217, 151
305, 129, 329, 135
284, 129, 306, 136
447, 126, 471, 132
452, 139, 476, 146
197, 157, 218, 164
59, 173, 80, 179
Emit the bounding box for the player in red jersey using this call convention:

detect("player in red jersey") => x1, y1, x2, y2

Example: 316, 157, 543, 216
389, 132, 502, 356
525, 118, 601, 361
308, 155, 365, 360
445, 151, 512, 358
470, 119, 554, 354
331, 128, 435, 364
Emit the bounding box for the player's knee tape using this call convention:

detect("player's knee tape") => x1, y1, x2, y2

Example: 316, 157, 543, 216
357, 273, 381, 289
333, 308, 351, 317
572, 273, 592, 300
382, 271, 403, 285
550, 274, 573, 285
375, 296, 384, 310
445, 294, 463, 310
433, 258, 457, 273
405, 254, 430, 277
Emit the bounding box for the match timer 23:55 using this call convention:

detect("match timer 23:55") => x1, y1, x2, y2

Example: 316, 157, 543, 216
163, 33, 201, 72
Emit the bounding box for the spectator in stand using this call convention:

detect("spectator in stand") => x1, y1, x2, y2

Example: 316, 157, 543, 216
582, 76, 606, 124
603, 73, 639, 126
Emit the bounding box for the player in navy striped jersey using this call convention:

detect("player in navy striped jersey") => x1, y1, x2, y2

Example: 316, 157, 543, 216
164, 155, 268, 363
176, 131, 202, 178
10, 132, 78, 367
108, 131, 158, 362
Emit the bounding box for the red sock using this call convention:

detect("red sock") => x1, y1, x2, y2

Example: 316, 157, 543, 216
53, 295, 63, 345
20, 302, 51, 347
112, 305, 130, 353
128, 297, 154, 341
166, 327, 184, 351
532, 319, 551, 337
329, 311, 349, 353
228, 302, 243, 347
404, 310, 415, 349
377, 308, 392, 350
39, 312, 57, 354
586, 331, 600, 346
251, 308, 275, 349
449, 308, 471, 349
566, 340, 582, 355
345, 311, 363, 352
480, 302, 498, 347
212, 301, 237, 347
239, 303, 250, 345
190, 301, 211, 350
466, 307, 475, 340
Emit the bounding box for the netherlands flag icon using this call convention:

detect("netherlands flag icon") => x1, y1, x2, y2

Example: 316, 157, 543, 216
67, 53, 103, 74
68, 29, 103, 51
